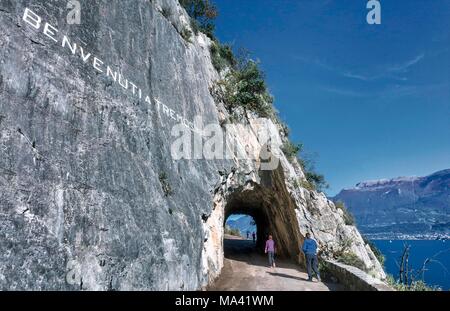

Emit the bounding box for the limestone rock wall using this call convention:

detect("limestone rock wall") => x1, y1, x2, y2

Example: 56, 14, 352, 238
0, 0, 228, 290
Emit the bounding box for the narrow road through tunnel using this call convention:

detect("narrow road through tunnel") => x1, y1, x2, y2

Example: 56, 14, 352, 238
223, 168, 304, 260
207, 165, 341, 290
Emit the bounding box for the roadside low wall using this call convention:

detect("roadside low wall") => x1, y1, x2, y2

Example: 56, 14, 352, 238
324, 260, 393, 291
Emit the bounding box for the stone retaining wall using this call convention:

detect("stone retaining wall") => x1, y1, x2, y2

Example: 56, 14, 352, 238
324, 260, 393, 291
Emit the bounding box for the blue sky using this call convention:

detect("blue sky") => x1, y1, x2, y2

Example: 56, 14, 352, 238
213, 0, 450, 196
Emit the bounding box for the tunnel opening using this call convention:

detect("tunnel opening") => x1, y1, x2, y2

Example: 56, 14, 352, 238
203, 164, 307, 288
222, 166, 305, 262
225, 214, 257, 241
224, 193, 271, 255
223, 213, 259, 262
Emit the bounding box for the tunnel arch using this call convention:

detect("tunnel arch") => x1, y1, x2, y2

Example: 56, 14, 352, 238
202, 162, 307, 287
222, 166, 305, 260
224, 189, 271, 252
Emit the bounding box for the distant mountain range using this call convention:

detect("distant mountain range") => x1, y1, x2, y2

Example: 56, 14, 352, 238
333, 169, 450, 239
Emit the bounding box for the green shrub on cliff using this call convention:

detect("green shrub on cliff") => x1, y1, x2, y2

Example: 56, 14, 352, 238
386, 276, 441, 291
281, 141, 303, 160
279, 121, 290, 137
213, 60, 275, 118
181, 27, 193, 43
335, 201, 355, 225
179, 0, 218, 39
210, 42, 236, 72
231, 60, 274, 118
305, 171, 329, 193
300, 180, 315, 191
362, 235, 385, 266
296, 160, 329, 193
291, 162, 329, 193
197, 1, 331, 192
337, 252, 366, 271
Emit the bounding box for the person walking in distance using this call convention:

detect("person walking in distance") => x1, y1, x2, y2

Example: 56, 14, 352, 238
265, 235, 276, 268
302, 233, 321, 281
252, 232, 256, 244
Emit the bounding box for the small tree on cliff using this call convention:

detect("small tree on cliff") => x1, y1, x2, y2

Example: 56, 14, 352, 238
334, 201, 355, 225
212, 60, 274, 118
392, 243, 445, 291
179, 0, 218, 38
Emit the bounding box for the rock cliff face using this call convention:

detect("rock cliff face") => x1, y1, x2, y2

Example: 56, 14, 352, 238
0, 0, 384, 290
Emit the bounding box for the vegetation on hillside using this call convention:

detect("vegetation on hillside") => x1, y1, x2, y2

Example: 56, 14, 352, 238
330, 237, 367, 272
304, 171, 329, 193
362, 235, 385, 266
224, 225, 241, 237
179, 0, 218, 39
387, 276, 441, 291
179, 3, 443, 292
210, 42, 236, 72
161, 6, 172, 18
292, 152, 329, 193
386, 243, 443, 291
213, 60, 275, 118
335, 201, 355, 226
337, 252, 366, 271
281, 141, 303, 160
181, 0, 329, 193
180, 27, 193, 43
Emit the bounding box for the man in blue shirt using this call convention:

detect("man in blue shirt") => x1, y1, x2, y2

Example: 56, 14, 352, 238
302, 233, 321, 282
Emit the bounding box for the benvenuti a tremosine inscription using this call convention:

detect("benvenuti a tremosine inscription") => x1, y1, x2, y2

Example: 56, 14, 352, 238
21, 7, 202, 133
19, 6, 282, 170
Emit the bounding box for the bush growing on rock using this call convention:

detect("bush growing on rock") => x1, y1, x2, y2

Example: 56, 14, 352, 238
386, 276, 441, 291
213, 60, 275, 118
305, 171, 329, 192
281, 141, 302, 160
278, 121, 290, 137
337, 252, 367, 271
179, 0, 218, 39
289, 162, 329, 193
300, 180, 315, 191
332, 238, 368, 271
180, 27, 193, 43
335, 201, 355, 225
293, 155, 329, 193
210, 42, 236, 72
362, 235, 385, 266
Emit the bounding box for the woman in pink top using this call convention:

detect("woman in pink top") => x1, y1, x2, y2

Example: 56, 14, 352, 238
265, 235, 276, 268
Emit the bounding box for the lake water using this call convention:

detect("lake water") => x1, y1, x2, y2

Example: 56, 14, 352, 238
373, 240, 450, 290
